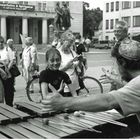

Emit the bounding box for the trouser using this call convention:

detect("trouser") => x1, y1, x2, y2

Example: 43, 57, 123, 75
0, 78, 4, 103
2, 77, 15, 106
23, 67, 34, 90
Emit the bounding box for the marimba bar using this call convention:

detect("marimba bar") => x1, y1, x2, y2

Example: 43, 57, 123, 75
0, 103, 30, 124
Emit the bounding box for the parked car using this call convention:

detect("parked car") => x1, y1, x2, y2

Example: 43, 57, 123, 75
92, 40, 110, 49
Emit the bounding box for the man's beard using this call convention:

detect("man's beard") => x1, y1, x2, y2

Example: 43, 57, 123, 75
121, 70, 132, 82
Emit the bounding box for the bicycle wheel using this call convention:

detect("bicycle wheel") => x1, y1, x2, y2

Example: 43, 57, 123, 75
79, 76, 103, 95
26, 77, 42, 103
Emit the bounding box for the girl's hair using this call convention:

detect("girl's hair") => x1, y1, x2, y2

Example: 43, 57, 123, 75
45, 48, 61, 61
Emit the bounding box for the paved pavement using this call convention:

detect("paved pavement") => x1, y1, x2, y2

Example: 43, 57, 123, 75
14, 49, 112, 103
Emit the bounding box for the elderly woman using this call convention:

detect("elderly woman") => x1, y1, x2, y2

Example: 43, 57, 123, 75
58, 30, 79, 97
0, 36, 15, 106
22, 37, 38, 92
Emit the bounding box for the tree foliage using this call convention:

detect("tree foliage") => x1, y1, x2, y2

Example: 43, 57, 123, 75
83, 2, 103, 38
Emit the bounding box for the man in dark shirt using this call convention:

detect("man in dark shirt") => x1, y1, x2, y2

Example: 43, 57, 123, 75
74, 39, 86, 55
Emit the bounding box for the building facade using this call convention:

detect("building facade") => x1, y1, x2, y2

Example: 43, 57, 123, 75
0, 1, 83, 44
103, 1, 140, 40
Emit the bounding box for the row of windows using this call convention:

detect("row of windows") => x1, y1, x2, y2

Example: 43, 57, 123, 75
106, 18, 118, 29
106, 1, 119, 12
106, 16, 140, 29
38, 2, 47, 11
106, 1, 140, 12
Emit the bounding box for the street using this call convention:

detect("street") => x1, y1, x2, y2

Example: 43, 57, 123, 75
14, 49, 113, 103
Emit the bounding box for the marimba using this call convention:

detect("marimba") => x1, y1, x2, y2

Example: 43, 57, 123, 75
0, 102, 139, 138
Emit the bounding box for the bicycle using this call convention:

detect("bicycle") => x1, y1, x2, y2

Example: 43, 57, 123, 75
26, 73, 103, 103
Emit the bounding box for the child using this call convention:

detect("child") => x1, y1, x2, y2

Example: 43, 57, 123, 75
39, 48, 77, 99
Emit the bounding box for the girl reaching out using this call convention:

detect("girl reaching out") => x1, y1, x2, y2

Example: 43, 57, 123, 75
39, 48, 77, 99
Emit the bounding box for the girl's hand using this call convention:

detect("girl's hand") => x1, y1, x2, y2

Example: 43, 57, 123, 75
66, 59, 74, 69
58, 80, 65, 93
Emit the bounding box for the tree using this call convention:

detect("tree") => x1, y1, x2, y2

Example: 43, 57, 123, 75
83, 2, 103, 38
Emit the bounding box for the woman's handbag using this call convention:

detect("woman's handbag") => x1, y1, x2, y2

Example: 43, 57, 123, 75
9, 65, 21, 77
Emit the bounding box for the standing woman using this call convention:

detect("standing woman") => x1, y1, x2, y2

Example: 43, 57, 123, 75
0, 36, 15, 106
22, 37, 38, 92
58, 30, 79, 96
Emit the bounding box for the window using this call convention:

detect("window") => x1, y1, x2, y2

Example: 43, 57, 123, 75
24, 1, 28, 5
19, 1, 23, 5
133, 1, 140, 8
38, 3, 42, 11
115, 18, 119, 24
122, 1, 131, 9
105, 36, 109, 40
3, 1, 8, 3
111, 2, 114, 11
116, 1, 119, 11
106, 3, 109, 12
43, 3, 46, 11
106, 20, 109, 29
133, 16, 140, 27
110, 19, 114, 29
122, 16, 131, 27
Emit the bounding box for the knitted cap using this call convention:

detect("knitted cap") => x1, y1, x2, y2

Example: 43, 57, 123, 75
61, 30, 75, 42
119, 39, 140, 60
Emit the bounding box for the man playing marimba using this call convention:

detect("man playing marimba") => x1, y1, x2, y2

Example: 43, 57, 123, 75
42, 21, 140, 123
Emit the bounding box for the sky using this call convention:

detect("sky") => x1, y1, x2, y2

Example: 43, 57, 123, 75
84, 0, 104, 10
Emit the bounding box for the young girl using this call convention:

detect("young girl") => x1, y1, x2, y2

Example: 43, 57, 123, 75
39, 48, 77, 99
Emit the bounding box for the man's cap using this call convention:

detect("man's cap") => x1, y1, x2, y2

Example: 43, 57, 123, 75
119, 38, 140, 60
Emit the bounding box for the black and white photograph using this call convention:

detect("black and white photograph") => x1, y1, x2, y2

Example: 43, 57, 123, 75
0, 0, 139, 138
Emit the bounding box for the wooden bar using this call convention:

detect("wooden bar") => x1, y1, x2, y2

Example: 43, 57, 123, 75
15, 101, 54, 117
0, 107, 21, 122
28, 119, 68, 137
19, 122, 59, 139
0, 103, 29, 119
7, 124, 44, 139
0, 114, 10, 124
0, 125, 27, 138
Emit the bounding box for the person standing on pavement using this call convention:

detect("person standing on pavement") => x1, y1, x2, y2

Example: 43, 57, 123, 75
58, 30, 80, 96
85, 36, 91, 52
0, 36, 15, 106
74, 34, 88, 77
21, 37, 38, 93
7, 39, 18, 92
100, 20, 130, 90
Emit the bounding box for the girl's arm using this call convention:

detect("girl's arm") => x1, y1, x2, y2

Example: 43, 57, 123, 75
67, 84, 77, 97
41, 82, 49, 99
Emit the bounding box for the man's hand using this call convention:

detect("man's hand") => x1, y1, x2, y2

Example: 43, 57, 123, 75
100, 68, 117, 84
41, 84, 65, 112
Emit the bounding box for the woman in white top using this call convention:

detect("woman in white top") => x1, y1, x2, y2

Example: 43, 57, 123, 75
58, 30, 79, 96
